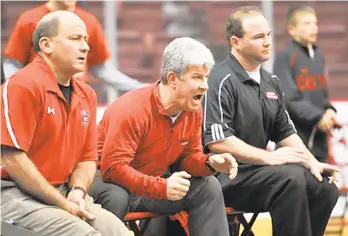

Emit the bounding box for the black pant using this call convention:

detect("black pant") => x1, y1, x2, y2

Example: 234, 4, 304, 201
89, 170, 230, 236
218, 164, 339, 236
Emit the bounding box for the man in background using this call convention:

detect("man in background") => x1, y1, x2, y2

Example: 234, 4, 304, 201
3, 0, 145, 101
273, 6, 343, 162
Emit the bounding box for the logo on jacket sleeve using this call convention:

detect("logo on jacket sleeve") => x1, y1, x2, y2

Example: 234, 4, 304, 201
180, 141, 189, 146
80, 110, 90, 127
265, 91, 278, 99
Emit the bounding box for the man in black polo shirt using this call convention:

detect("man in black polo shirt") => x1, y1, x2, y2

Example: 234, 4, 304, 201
273, 6, 343, 163
202, 6, 339, 236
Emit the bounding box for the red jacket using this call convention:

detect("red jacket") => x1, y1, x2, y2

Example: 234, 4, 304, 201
99, 82, 212, 199
1, 56, 97, 184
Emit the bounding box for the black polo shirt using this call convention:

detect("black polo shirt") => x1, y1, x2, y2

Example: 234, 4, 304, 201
202, 54, 296, 153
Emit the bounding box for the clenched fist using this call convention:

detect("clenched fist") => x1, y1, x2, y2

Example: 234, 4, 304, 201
166, 171, 191, 201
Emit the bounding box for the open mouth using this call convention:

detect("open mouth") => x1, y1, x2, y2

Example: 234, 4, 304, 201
193, 94, 203, 101
77, 57, 85, 61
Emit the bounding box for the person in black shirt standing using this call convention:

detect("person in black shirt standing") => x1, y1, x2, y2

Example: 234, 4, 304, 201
273, 6, 343, 163
202, 6, 339, 236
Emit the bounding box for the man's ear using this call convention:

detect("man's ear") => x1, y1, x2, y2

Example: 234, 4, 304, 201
230, 35, 240, 51
39, 37, 53, 54
287, 24, 296, 37
166, 71, 177, 88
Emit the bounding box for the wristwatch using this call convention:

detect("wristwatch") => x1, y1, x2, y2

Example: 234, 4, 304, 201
67, 186, 86, 197
206, 158, 216, 172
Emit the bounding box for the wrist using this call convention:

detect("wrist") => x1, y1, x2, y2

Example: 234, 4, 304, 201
163, 178, 169, 200
206, 157, 216, 172
60, 199, 73, 211
262, 150, 273, 165
67, 186, 86, 198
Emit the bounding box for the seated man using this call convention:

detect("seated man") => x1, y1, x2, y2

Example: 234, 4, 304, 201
202, 6, 339, 236
89, 37, 238, 236
1, 11, 129, 236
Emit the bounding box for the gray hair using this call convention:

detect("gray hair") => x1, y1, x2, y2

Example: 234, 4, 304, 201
160, 37, 215, 83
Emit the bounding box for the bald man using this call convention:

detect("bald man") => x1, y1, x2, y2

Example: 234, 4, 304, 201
1, 11, 130, 236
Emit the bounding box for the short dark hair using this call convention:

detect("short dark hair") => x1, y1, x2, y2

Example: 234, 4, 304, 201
32, 16, 60, 52
225, 6, 262, 44
286, 6, 316, 26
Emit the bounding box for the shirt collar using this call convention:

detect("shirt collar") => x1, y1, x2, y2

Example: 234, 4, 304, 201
292, 39, 318, 56
151, 81, 167, 116
33, 55, 85, 99
226, 53, 270, 83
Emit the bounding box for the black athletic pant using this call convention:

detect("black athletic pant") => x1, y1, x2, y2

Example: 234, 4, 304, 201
218, 164, 339, 236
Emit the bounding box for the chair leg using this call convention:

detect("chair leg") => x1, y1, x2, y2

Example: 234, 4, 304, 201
128, 221, 143, 236
227, 215, 240, 236
126, 219, 153, 236
139, 219, 152, 233
239, 213, 258, 236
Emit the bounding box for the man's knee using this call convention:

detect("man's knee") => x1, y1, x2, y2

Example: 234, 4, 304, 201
90, 206, 131, 236
326, 182, 339, 207
272, 165, 307, 192
315, 180, 339, 207
91, 183, 131, 219
192, 176, 224, 201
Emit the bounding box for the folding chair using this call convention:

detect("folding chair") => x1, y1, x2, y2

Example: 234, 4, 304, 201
124, 207, 258, 236
124, 211, 190, 236
167, 207, 255, 236
174, 207, 258, 236
224, 207, 258, 236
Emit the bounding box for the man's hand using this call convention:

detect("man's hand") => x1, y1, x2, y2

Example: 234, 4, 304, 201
266, 147, 308, 166
166, 171, 191, 201
66, 190, 95, 221
309, 161, 339, 183
330, 113, 343, 129
318, 109, 343, 132
67, 188, 85, 207
63, 200, 95, 221
208, 154, 238, 179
